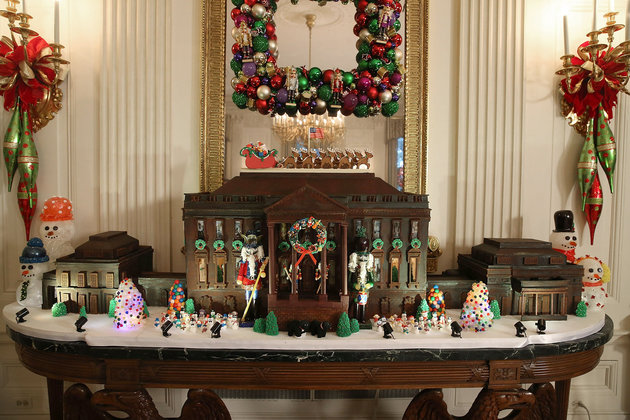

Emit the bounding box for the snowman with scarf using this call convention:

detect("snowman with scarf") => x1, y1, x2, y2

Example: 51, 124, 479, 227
550, 210, 578, 263
576, 255, 610, 310
16, 238, 50, 307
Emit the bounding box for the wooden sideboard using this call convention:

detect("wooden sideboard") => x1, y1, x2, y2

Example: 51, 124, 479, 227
7, 315, 613, 420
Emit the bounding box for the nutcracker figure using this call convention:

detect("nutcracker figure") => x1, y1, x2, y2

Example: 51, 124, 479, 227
285, 66, 299, 106
348, 228, 375, 322
237, 231, 265, 319
378, 5, 394, 42
331, 69, 343, 109
238, 21, 253, 62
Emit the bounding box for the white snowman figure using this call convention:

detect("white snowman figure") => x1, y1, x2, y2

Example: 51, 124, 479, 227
550, 210, 577, 263
39, 196, 75, 262
576, 255, 610, 310
16, 238, 50, 307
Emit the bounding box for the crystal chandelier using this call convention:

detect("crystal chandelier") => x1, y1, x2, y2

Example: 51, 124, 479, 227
272, 13, 345, 148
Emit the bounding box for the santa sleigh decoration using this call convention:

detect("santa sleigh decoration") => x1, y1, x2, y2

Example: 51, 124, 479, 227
240, 142, 278, 169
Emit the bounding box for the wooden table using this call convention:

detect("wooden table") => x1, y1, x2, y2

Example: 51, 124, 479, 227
7, 316, 612, 420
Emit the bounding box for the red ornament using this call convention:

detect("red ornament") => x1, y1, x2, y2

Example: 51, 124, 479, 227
371, 44, 385, 58
244, 0, 256, 6
230, 8, 241, 20
270, 75, 283, 89
367, 86, 379, 100
231, 43, 241, 55
584, 172, 604, 245
246, 85, 257, 99
235, 83, 246, 94
357, 0, 368, 12
267, 55, 276, 64
266, 23, 275, 37
354, 12, 367, 26
360, 70, 372, 78
353, 24, 361, 36
393, 1, 402, 13
323, 69, 334, 84
248, 76, 261, 88
298, 101, 311, 115
256, 99, 269, 114
391, 34, 402, 47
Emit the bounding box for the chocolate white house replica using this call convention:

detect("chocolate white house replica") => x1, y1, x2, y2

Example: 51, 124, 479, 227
184, 173, 430, 327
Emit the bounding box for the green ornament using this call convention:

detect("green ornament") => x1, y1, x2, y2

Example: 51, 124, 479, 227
355, 52, 364, 64
3, 104, 20, 191
357, 60, 368, 72
253, 21, 265, 32
318, 85, 332, 101
385, 49, 396, 61
354, 104, 369, 118
342, 72, 354, 86
308, 67, 322, 83
230, 58, 242, 75
393, 20, 401, 32
232, 0, 244, 6
368, 18, 380, 35
381, 101, 399, 117
358, 42, 370, 55
298, 76, 309, 91
385, 61, 397, 73
368, 59, 383, 73
252, 36, 269, 53
232, 92, 248, 109
269, 0, 277, 12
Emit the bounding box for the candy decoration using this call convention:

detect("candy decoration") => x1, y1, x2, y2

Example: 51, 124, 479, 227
593, 106, 616, 193
167, 279, 186, 316
576, 301, 587, 318
459, 281, 494, 332
113, 278, 146, 329
336, 312, 352, 337
3, 104, 20, 191
584, 173, 603, 245
426, 285, 445, 317
17, 179, 37, 240
17, 109, 38, 208
577, 121, 597, 211
490, 299, 501, 319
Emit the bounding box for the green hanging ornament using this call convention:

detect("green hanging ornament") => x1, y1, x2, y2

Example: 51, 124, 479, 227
252, 36, 269, 53
577, 120, 597, 211
593, 105, 616, 193
16, 109, 38, 208
3, 104, 21, 191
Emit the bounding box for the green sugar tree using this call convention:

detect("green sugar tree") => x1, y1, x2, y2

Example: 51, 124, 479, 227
350, 318, 360, 334
185, 298, 195, 314
51, 302, 67, 317
108, 298, 116, 317
576, 301, 588, 318
490, 300, 501, 319
253, 318, 267, 333
416, 298, 429, 320
337, 312, 352, 337
265, 311, 279, 336
79, 306, 87, 318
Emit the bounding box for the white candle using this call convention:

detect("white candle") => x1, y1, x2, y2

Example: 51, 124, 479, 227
593, 0, 598, 30
564, 15, 570, 55
22, 0, 26, 14
610, 0, 615, 12
54, 0, 59, 44
626, 1, 630, 39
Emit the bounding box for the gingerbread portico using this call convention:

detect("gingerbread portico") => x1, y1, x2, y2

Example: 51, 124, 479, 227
183, 172, 430, 328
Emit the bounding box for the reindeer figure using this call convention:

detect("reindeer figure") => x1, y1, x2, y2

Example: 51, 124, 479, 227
346, 148, 360, 169
278, 148, 301, 168
356, 150, 373, 169
301, 148, 315, 168
337, 149, 352, 169
320, 148, 334, 169
310, 149, 322, 168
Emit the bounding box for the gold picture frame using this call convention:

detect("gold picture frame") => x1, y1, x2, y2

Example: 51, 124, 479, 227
200, 0, 428, 194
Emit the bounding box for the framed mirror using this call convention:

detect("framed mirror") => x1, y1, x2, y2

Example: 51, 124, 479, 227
200, 0, 427, 194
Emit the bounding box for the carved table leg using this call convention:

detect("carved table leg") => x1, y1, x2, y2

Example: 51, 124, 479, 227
555, 379, 571, 420
402, 389, 451, 420
63, 383, 113, 420
91, 388, 164, 420
505, 383, 556, 420
177, 389, 232, 420
46, 378, 63, 420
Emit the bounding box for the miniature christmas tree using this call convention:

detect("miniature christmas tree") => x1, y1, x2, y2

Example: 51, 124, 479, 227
336, 312, 352, 337
108, 298, 116, 317
253, 318, 267, 333
350, 318, 360, 334
576, 300, 588, 317
113, 278, 146, 330
490, 299, 501, 319
79, 306, 87, 318
51, 302, 67, 317
427, 285, 445, 317
143, 301, 150, 317
167, 279, 186, 316
265, 311, 279, 336
185, 298, 195, 314
460, 281, 494, 332
416, 298, 429, 320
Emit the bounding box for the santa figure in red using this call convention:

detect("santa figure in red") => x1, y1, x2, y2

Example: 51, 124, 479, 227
237, 231, 265, 319
549, 210, 577, 263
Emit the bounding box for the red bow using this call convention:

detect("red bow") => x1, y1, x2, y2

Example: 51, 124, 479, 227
561, 42, 627, 120
0, 36, 56, 111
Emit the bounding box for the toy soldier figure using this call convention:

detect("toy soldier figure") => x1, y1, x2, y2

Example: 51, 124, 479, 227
238, 21, 253, 62
378, 4, 394, 42
331, 69, 343, 109
285, 66, 299, 106
348, 228, 374, 323
237, 231, 265, 320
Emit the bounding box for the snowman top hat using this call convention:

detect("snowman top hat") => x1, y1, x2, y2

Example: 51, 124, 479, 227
553, 210, 575, 233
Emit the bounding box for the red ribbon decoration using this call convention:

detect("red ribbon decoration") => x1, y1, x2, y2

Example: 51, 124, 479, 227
296, 247, 317, 266
0, 36, 56, 111
561, 42, 627, 120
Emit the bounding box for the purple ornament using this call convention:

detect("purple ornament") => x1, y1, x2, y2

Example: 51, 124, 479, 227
343, 93, 358, 110
261, 77, 270, 85
392, 94, 399, 102
242, 62, 257, 77
234, 15, 247, 27
357, 77, 371, 92
390, 72, 402, 85
379, 83, 387, 90
276, 88, 288, 103
358, 94, 369, 105
234, 52, 243, 62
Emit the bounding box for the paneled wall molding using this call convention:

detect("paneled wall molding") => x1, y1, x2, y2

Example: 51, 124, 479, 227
454, 0, 525, 253
100, 0, 173, 271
